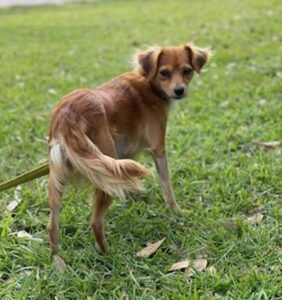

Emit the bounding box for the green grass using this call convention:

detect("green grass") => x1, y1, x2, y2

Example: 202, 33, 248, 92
0, 0, 281, 299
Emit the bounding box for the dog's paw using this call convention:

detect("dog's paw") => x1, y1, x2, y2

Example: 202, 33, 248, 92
168, 202, 181, 213
53, 255, 67, 272
95, 241, 107, 255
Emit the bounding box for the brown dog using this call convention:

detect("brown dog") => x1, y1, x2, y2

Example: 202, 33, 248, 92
48, 43, 211, 269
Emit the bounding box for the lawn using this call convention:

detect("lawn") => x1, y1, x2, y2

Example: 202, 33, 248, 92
0, 0, 281, 299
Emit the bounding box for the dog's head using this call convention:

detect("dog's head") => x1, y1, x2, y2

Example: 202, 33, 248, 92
133, 44, 211, 100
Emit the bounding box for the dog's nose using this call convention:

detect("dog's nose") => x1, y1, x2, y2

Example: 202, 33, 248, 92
174, 87, 185, 97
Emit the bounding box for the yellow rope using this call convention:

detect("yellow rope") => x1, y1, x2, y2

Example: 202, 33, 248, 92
0, 163, 49, 192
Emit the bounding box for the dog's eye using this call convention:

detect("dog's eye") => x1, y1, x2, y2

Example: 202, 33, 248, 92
183, 68, 193, 77
159, 69, 171, 79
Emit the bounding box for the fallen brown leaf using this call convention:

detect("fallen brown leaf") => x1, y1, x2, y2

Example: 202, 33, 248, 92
17, 230, 32, 239
247, 212, 263, 224
6, 199, 21, 212
253, 141, 281, 152
136, 238, 165, 258
193, 258, 208, 271
6, 186, 22, 212
186, 258, 208, 276
168, 260, 190, 272
16, 230, 43, 242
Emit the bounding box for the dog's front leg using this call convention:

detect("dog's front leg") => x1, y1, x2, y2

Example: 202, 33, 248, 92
153, 151, 179, 211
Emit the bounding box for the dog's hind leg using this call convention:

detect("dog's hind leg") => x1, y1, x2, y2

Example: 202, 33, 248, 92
47, 175, 63, 254
47, 172, 68, 272
47, 172, 66, 271
89, 127, 117, 254
91, 189, 112, 254
47, 144, 69, 271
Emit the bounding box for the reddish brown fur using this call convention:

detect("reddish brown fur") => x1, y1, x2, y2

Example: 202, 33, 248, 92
47, 43, 211, 270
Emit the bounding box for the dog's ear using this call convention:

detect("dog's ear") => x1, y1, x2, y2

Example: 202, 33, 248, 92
185, 44, 212, 73
132, 46, 162, 78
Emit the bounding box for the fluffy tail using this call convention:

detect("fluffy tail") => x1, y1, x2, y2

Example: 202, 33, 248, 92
50, 121, 149, 198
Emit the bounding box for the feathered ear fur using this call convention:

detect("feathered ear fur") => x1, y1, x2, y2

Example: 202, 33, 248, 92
185, 43, 212, 73
132, 46, 162, 78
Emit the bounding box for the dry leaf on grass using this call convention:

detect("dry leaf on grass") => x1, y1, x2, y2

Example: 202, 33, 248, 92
6, 199, 21, 212
17, 230, 33, 239
16, 230, 43, 242
207, 266, 217, 277
47, 88, 56, 95
168, 260, 190, 272
258, 98, 266, 106
186, 258, 208, 276
253, 141, 281, 152
219, 100, 229, 108
136, 238, 165, 258
193, 258, 208, 271
246, 212, 263, 224
6, 186, 22, 212
168, 258, 208, 274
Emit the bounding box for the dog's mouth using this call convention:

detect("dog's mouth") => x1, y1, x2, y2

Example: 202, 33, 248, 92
170, 93, 187, 100
173, 95, 184, 100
